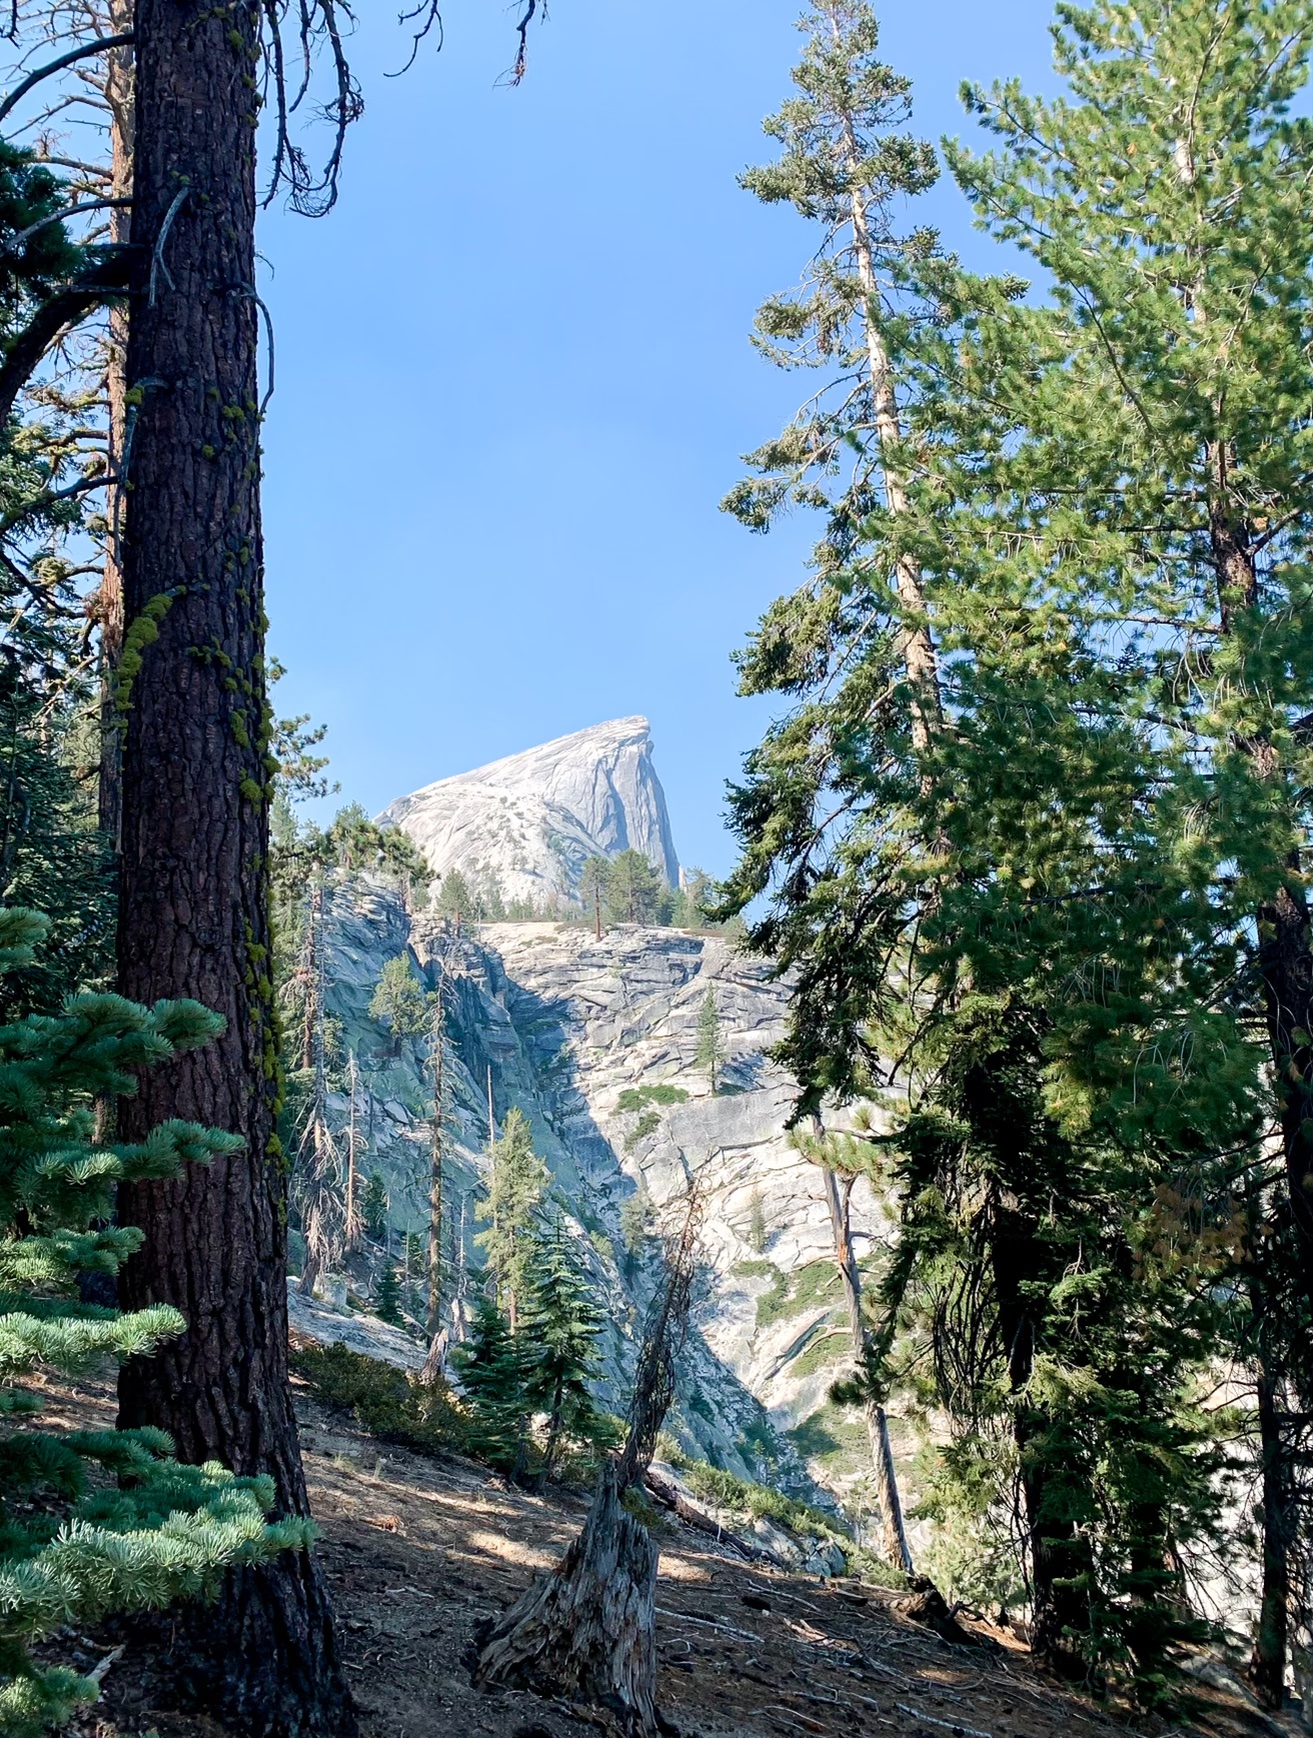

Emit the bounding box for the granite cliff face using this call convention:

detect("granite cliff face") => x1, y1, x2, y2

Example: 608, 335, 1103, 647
310, 872, 910, 1531
377, 718, 680, 910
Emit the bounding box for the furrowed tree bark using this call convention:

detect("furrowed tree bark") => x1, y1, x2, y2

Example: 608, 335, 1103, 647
112, 3, 354, 1732
97, 0, 133, 849
1249, 1361, 1291, 1710
1208, 463, 1313, 1320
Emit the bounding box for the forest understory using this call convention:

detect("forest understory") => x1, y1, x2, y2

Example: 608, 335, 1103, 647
28, 1372, 1292, 1738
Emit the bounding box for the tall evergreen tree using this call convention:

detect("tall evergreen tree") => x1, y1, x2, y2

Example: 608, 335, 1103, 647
108, 2, 355, 1726
476, 1107, 549, 1330
579, 855, 609, 940
435, 868, 474, 926
362, 1171, 389, 1242
522, 1217, 607, 1481
932, 0, 1313, 1699
452, 1297, 533, 1474
694, 988, 723, 1093
721, 0, 1264, 1699
373, 1263, 405, 1329
369, 953, 429, 1050
604, 850, 670, 927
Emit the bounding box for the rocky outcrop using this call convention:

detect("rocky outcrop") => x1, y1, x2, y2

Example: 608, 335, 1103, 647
377, 718, 680, 910
309, 874, 910, 1526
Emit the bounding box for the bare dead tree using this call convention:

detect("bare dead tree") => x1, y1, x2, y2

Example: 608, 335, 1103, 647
820, 1162, 913, 1573
789, 1117, 914, 1574
473, 1186, 702, 1735
343, 1049, 363, 1251
617, 1183, 702, 1493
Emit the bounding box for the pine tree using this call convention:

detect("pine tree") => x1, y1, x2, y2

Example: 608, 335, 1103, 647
362, 1172, 390, 1242
579, 856, 609, 940
435, 868, 474, 926
452, 1297, 532, 1474
476, 1107, 548, 1329
521, 1218, 607, 1480
695, 989, 723, 1093
603, 850, 670, 927
110, 2, 355, 1719
369, 953, 429, 1050
0, 907, 309, 1735
746, 1188, 767, 1256
671, 868, 715, 933
619, 1185, 655, 1258
373, 1264, 405, 1329
720, 0, 1256, 1697
928, 0, 1313, 1697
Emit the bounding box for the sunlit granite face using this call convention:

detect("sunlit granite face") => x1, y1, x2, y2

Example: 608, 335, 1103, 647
304, 872, 912, 1534
378, 717, 680, 911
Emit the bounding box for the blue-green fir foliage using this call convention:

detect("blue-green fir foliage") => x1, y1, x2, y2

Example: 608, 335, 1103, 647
521, 1217, 609, 1475
0, 908, 310, 1736
451, 1297, 534, 1473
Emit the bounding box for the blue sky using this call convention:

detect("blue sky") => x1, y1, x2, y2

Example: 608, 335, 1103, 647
260, 0, 1059, 877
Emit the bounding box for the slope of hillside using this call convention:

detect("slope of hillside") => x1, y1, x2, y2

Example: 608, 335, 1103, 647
307, 873, 907, 1528
44, 1372, 1277, 1738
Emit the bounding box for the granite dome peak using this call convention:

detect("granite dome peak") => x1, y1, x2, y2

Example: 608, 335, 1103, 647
378, 717, 680, 911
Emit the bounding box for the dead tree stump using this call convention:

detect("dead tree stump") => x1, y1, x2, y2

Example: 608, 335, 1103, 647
473, 1460, 659, 1733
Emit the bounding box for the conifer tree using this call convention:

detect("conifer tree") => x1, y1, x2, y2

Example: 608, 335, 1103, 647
373, 1264, 404, 1329
579, 856, 609, 940
436, 868, 474, 927
722, 0, 942, 755
0, 907, 308, 1734
927, 0, 1313, 1697
522, 1217, 607, 1480
476, 1107, 548, 1329
604, 850, 670, 927
362, 1172, 389, 1242
721, 0, 1257, 1697
695, 989, 723, 1093
672, 869, 715, 932
369, 953, 429, 1051
109, 2, 357, 1720
452, 1297, 532, 1473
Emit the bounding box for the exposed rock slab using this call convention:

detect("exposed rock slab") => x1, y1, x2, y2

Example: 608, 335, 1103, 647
308, 872, 913, 1524
378, 717, 679, 909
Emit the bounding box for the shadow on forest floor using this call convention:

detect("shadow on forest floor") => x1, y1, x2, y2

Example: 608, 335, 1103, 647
38, 1371, 1287, 1738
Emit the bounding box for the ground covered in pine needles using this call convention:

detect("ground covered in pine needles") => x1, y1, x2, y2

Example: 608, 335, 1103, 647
28, 1370, 1299, 1738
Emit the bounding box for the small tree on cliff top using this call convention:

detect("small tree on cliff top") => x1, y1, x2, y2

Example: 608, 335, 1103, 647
370, 954, 430, 1050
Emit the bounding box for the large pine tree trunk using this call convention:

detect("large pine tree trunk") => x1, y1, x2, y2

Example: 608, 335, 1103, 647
475, 1460, 659, 1734
990, 1196, 1089, 1671
1249, 1325, 1291, 1708
112, 3, 354, 1732
96, 0, 132, 849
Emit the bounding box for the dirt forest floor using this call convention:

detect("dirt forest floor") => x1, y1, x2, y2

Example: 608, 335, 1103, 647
30, 1372, 1300, 1738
